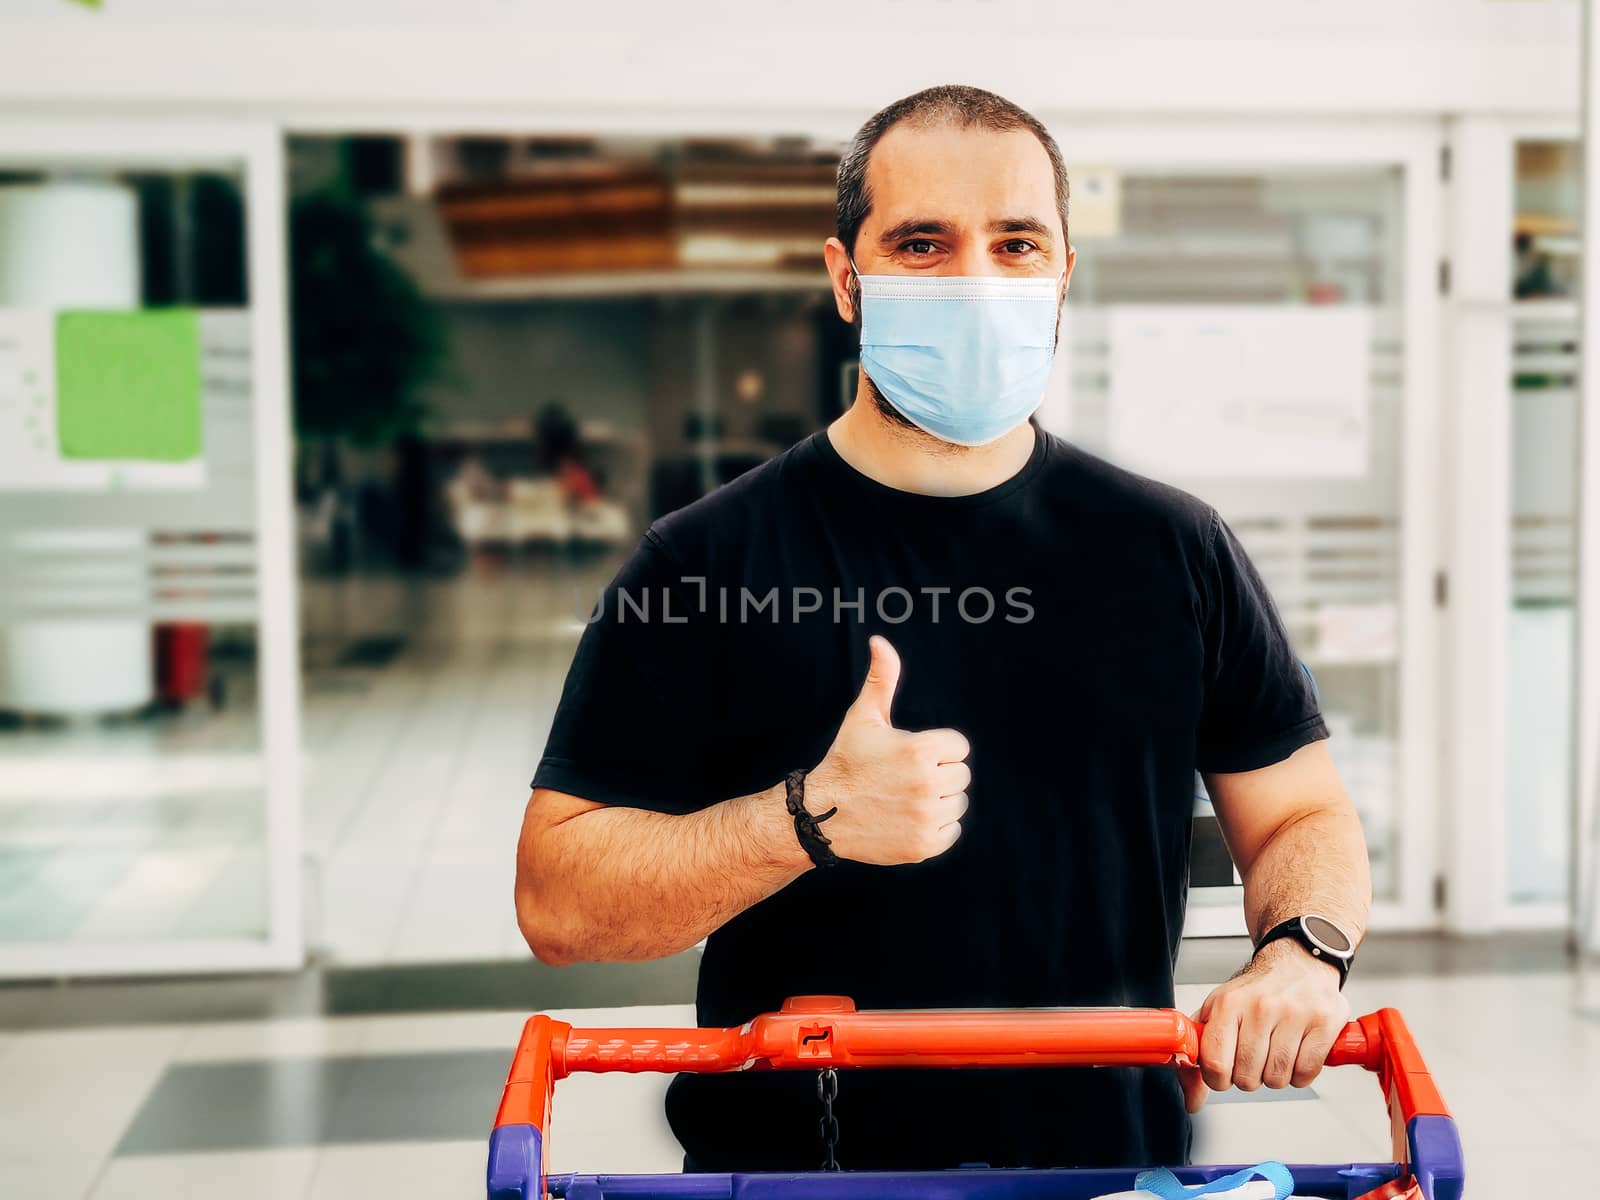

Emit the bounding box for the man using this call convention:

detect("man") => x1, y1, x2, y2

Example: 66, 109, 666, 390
516, 84, 1370, 1172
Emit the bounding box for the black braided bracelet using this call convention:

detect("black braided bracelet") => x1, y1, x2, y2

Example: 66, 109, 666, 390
784, 768, 840, 868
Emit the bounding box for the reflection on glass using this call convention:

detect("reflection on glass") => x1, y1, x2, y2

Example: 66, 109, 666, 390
1507, 139, 1580, 906
1513, 141, 1579, 301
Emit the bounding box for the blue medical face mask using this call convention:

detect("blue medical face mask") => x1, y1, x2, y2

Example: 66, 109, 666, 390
852, 260, 1064, 447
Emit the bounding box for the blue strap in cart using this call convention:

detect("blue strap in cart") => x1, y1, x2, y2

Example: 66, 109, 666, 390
1133, 1161, 1295, 1199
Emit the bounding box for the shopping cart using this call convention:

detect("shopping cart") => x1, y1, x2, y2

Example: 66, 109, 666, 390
486, 995, 1464, 1199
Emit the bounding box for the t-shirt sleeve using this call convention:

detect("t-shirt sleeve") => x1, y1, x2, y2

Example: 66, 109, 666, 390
530, 528, 717, 814
1195, 508, 1329, 774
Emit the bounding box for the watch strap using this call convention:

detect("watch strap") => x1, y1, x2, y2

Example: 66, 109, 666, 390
1254, 916, 1352, 988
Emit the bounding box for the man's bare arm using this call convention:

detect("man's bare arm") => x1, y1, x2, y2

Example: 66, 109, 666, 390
1208, 738, 1371, 946
516, 636, 970, 966
1179, 738, 1371, 1111
515, 784, 810, 966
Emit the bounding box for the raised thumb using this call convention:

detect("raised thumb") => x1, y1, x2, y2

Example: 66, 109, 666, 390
852, 635, 901, 725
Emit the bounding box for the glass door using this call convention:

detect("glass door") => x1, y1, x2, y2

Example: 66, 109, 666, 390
1438, 117, 1580, 935
1506, 134, 1579, 924
0, 119, 302, 976
1036, 121, 1444, 934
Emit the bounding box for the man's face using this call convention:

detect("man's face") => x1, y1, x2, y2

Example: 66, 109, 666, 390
825, 122, 1076, 432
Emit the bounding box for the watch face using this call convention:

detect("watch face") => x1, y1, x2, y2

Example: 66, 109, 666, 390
1303, 915, 1352, 955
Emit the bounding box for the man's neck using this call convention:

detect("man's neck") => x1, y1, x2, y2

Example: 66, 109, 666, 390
827, 393, 1037, 497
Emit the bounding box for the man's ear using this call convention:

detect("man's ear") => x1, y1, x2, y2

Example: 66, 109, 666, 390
822, 236, 857, 323
1059, 242, 1077, 302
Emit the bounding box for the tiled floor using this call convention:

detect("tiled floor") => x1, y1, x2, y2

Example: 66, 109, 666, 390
0, 966, 1596, 1196
299, 560, 617, 966
0, 558, 616, 962
2, 565, 1598, 1193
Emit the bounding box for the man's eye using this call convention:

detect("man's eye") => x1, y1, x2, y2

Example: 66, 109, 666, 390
902, 240, 936, 256
1004, 240, 1038, 255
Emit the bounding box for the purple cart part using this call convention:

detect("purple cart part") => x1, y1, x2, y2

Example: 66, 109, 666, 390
1407, 1115, 1465, 1200
541, 1161, 1404, 1199
487, 1123, 542, 1200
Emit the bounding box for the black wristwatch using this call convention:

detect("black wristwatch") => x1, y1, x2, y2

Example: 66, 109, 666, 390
1253, 915, 1355, 989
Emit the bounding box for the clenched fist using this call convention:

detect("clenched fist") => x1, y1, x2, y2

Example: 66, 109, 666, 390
805, 636, 971, 865
1178, 937, 1351, 1113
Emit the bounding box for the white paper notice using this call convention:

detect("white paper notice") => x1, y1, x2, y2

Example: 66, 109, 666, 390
1107, 305, 1370, 479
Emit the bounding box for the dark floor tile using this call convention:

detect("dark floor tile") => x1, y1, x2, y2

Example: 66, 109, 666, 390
325, 1051, 509, 1143
320, 955, 699, 1017
1174, 930, 1570, 984
116, 1057, 360, 1154
116, 1050, 512, 1154
0, 968, 323, 1030
0, 951, 700, 1030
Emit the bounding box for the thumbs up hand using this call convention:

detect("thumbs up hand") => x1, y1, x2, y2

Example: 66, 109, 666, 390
805, 636, 971, 866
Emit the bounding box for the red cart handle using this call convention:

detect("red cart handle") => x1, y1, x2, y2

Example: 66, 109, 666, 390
554, 1000, 1377, 1074
493, 997, 1449, 1183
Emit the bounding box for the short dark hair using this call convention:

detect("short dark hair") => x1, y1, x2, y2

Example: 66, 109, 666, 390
835, 85, 1070, 259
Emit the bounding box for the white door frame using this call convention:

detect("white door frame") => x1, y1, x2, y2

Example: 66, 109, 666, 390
1025, 119, 1445, 935
283, 110, 1449, 940
1577, 6, 1600, 953
1443, 114, 1581, 935
0, 117, 303, 976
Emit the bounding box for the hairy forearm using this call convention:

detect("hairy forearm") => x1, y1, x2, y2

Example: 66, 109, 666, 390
1239, 801, 1371, 945
516, 785, 811, 966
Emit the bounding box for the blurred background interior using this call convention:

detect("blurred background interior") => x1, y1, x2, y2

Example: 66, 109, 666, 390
0, 0, 1598, 1196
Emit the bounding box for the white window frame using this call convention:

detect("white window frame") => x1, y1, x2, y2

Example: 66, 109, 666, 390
1577, 8, 1600, 955
0, 117, 303, 977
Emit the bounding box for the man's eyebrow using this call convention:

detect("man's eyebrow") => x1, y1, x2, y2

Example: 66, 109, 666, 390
988, 216, 1054, 240
876, 218, 959, 245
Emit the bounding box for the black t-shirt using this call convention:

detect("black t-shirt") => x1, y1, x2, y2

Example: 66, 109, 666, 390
531, 428, 1327, 1172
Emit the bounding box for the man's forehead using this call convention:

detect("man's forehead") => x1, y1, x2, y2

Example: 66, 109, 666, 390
862, 121, 1060, 235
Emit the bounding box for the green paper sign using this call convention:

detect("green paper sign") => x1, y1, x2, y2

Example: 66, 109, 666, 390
56, 309, 203, 462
